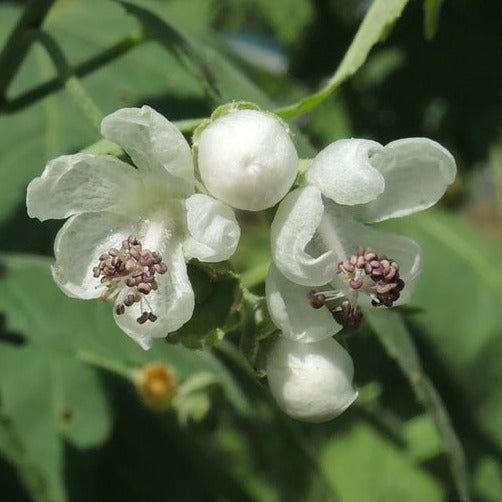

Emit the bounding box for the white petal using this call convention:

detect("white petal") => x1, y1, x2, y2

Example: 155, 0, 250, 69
101, 106, 194, 196
306, 139, 385, 205
52, 211, 136, 299
114, 242, 195, 350
266, 337, 358, 423
197, 109, 298, 211
26, 154, 140, 221
266, 265, 342, 342
322, 201, 422, 304
354, 138, 457, 222
271, 186, 337, 287
183, 194, 240, 262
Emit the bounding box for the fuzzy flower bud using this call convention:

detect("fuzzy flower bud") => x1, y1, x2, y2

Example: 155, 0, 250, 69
266, 337, 358, 423
134, 363, 177, 410
197, 109, 299, 211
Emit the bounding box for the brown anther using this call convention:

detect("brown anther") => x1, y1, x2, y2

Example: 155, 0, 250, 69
384, 267, 397, 281
136, 312, 149, 325
124, 294, 136, 307
155, 263, 168, 274
142, 274, 155, 284
308, 290, 326, 309
376, 283, 393, 294
129, 247, 140, 259
337, 247, 406, 310
137, 282, 152, 294
331, 300, 363, 327
95, 235, 168, 322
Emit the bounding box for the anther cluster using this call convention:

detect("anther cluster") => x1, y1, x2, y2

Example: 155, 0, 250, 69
93, 235, 168, 324
307, 247, 405, 328
337, 247, 404, 307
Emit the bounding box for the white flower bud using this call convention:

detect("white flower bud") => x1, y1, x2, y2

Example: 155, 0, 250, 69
197, 110, 298, 211
266, 337, 358, 423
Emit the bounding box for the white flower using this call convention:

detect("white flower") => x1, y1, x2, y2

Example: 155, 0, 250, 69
270, 137, 457, 325
26, 106, 240, 350
196, 109, 299, 211
266, 336, 358, 423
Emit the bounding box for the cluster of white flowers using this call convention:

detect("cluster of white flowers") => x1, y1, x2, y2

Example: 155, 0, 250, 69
26, 105, 456, 422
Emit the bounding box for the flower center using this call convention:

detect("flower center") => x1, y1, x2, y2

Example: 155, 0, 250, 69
93, 235, 168, 324
307, 246, 405, 327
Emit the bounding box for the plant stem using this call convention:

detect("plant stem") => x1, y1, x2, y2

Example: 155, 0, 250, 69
0, 0, 56, 98
26, 29, 103, 130
74, 349, 132, 380
0, 32, 143, 114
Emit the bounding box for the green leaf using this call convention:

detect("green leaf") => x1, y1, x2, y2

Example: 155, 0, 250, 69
365, 308, 471, 502
0, 345, 65, 502
168, 261, 241, 349
320, 419, 444, 501
386, 209, 502, 451
276, 0, 410, 118
0, 253, 250, 413
423, 0, 445, 40
473, 456, 502, 502
0, 0, 205, 223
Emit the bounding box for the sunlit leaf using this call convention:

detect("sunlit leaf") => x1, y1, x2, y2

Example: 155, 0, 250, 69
0, 0, 205, 223
365, 308, 471, 502
320, 419, 444, 501
386, 209, 502, 451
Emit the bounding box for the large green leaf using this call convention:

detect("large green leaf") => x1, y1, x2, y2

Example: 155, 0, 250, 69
0, 253, 254, 498
386, 210, 502, 450
320, 419, 444, 501
0, 344, 110, 502
365, 309, 471, 502
0, 0, 205, 223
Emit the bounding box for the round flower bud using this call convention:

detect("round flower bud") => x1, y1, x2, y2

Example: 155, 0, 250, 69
266, 337, 358, 423
134, 363, 177, 410
197, 110, 299, 211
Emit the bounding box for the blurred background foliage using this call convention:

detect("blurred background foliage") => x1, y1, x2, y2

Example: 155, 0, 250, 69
0, 0, 501, 501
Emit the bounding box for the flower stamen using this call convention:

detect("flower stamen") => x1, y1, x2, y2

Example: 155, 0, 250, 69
93, 235, 168, 324
336, 246, 405, 308
307, 247, 405, 328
